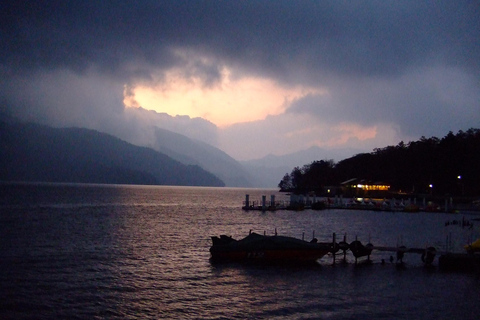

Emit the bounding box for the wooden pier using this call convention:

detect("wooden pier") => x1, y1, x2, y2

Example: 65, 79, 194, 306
331, 234, 479, 272
242, 194, 288, 211
241, 194, 479, 272
248, 230, 479, 272
242, 194, 465, 213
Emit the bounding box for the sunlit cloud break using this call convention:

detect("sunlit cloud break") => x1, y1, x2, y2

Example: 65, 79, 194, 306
124, 65, 321, 127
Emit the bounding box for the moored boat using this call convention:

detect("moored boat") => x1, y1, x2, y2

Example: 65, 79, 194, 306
210, 232, 331, 263
464, 238, 480, 253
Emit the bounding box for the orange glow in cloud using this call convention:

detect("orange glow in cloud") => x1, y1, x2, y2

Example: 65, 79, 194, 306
327, 123, 378, 145
281, 118, 378, 147
124, 67, 319, 127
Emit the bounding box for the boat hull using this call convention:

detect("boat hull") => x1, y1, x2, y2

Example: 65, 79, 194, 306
210, 248, 329, 262
210, 233, 330, 264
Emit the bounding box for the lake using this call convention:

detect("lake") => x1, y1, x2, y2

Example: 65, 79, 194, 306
1, 183, 479, 319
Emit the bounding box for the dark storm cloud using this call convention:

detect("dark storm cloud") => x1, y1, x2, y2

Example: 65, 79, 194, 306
2, 1, 178, 77
286, 65, 480, 138
1, 0, 479, 159
2, 1, 478, 82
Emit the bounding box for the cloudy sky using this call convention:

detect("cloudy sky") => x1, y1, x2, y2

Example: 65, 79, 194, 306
1, 1, 479, 161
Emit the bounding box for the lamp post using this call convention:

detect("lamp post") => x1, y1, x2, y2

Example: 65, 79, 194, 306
429, 184, 433, 196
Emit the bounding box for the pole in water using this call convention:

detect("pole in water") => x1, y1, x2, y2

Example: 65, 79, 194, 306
367, 233, 372, 261
333, 232, 336, 265
354, 235, 358, 264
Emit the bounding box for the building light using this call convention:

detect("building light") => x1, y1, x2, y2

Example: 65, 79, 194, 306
355, 184, 390, 191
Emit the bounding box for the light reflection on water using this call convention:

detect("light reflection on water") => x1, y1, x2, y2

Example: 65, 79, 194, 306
0, 183, 479, 319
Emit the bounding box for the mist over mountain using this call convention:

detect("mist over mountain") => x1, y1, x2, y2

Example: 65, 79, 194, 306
0, 112, 365, 189
240, 146, 362, 187
0, 121, 224, 187
152, 127, 254, 187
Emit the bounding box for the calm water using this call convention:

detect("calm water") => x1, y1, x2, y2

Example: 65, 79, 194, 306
1, 183, 479, 319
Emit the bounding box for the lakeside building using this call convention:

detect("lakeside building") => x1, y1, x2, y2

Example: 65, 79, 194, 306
341, 178, 391, 197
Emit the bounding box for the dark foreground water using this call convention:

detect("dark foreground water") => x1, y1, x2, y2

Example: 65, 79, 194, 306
1, 183, 479, 319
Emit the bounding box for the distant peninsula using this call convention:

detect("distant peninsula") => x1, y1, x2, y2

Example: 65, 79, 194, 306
0, 120, 225, 187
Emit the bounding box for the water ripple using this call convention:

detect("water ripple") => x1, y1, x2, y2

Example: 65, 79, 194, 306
1, 185, 480, 319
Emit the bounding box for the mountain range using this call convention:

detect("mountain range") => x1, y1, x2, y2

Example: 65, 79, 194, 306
152, 127, 253, 187
0, 119, 359, 188
149, 128, 360, 188
0, 121, 224, 187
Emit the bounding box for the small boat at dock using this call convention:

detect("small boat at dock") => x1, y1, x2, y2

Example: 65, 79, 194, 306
464, 238, 480, 253
210, 232, 331, 263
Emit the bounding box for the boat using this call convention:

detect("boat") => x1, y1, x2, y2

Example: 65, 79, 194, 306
464, 238, 480, 253
210, 232, 331, 263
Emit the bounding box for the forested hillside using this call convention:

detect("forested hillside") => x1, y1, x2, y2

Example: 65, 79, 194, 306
279, 129, 480, 197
